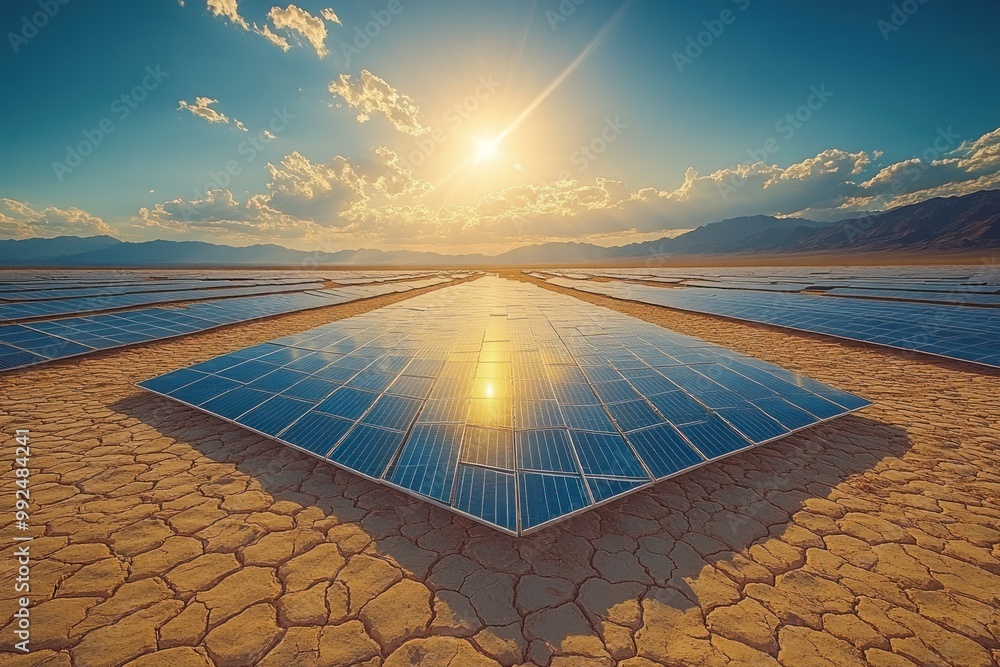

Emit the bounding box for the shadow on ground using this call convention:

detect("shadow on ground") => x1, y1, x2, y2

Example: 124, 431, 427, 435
110, 389, 913, 664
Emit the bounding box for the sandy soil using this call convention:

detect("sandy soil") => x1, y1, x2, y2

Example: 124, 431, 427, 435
0, 273, 998, 667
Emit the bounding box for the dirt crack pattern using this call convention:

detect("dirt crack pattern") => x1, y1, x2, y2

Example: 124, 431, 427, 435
1, 274, 998, 667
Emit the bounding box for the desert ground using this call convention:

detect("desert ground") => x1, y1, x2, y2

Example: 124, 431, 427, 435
0, 272, 998, 667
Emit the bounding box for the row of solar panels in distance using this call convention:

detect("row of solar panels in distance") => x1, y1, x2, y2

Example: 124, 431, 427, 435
0, 282, 329, 322
534, 272, 1000, 304
140, 325, 866, 532
548, 278, 1000, 368
0, 278, 323, 302
0, 278, 451, 372
535, 269, 998, 290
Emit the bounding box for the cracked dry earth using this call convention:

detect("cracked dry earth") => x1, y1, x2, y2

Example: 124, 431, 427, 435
1, 274, 999, 667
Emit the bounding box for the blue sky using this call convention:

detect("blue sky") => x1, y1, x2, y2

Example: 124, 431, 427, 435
2, 0, 999, 253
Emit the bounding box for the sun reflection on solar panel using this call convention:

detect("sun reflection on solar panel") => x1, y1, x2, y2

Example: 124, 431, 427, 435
140, 276, 869, 535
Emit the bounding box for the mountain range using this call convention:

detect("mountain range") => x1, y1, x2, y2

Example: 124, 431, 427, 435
2, 190, 998, 268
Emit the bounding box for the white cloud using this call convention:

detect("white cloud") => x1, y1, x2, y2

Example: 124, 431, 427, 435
206, 0, 248, 30
254, 22, 290, 51
268, 4, 329, 57
138, 190, 315, 241
329, 70, 430, 136
177, 97, 230, 125
0, 199, 116, 239
321, 8, 342, 25
136, 125, 1000, 249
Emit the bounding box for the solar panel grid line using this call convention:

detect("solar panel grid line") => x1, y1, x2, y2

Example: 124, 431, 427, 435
141, 276, 867, 535
0, 277, 459, 373
547, 276, 999, 369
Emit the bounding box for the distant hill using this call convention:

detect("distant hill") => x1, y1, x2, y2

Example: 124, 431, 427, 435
0, 235, 121, 262
1, 190, 997, 267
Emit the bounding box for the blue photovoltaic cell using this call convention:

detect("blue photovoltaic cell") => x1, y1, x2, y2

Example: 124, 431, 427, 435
678, 415, 753, 459
330, 424, 407, 479
141, 276, 868, 536
552, 383, 602, 405
716, 407, 790, 443
591, 379, 639, 404
135, 368, 207, 395
646, 391, 710, 424
389, 423, 463, 502
519, 472, 589, 530
515, 401, 565, 429
517, 430, 578, 473
170, 376, 243, 406
569, 430, 649, 479
201, 386, 275, 420
559, 404, 617, 433
387, 375, 436, 398
282, 378, 342, 402
279, 411, 354, 455
587, 477, 647, 504
604, 399, 665, 432
248, 368, 311, 392
238, 396, 316, 436
624, 424, 704, 479
453, 465, 517, 532
316, 387, 380, 420
461, 427, 515, 470
0, 350, 46, 370
751, 397, 821, 430
362, 395, 423, 431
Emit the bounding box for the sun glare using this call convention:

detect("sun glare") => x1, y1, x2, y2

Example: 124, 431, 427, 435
474, 136, 500, 162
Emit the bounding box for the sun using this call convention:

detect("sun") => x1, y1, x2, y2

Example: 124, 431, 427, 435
474, 136, 501, 162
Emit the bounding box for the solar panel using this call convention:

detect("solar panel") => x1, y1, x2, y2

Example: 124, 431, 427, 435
547, 277, 1000, 370
0, 276, 456, 373
140, 277, 869, 535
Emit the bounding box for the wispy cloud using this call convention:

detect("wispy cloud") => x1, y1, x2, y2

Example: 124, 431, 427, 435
177, 97, 249, 132
267, 4, 330, 57
206, 0, 248, 30
177, 97, 230, 124
329, 70, 430, 136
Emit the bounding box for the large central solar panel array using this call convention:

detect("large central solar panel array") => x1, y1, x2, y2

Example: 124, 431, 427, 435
0, 277, 454, 373
140, 277, 869, 535
544, 277, 1000, 369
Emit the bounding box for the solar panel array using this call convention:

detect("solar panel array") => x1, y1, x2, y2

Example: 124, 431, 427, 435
140, 277, 868, 535
0, 282, 333, 322
535, 266, 1000, 298
543, 277, 1000, 369
0, 277, 455, 373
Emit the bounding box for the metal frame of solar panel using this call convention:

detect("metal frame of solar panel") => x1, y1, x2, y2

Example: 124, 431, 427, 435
140, 277, 869, 536
0, 277, 454, 373
547, 277, 1000, 369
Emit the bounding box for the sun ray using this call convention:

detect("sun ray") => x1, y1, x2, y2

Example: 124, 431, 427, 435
434, 1, 631, 190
